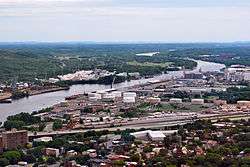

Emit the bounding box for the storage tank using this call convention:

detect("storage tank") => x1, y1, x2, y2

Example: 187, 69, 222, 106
111, 91, 122, 98
146, 97, 161, 104
103, 93, 116, 99
191, 99, 204, 105
89, 97, 99, 101
123, 92, 137, 98
123, 97, 136, 103
88, 93, 102, 100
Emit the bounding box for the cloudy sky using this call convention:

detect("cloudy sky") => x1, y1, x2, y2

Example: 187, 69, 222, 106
1, 0, 250, 42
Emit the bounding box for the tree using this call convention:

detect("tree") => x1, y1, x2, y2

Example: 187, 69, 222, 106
0, 158, 9, 166
68, 155, 89, 165
7, 112, 41, 125
113, 160, 125, 167
130, 153, 140, 162
205, 153, 222, 166
27, 146, 44, 158
38, 123, 46, 131
143, 146, 153, 153
3, 151, 22, 165
121, 132, 135, 142
23, 154, 36, 163
53, 119, 63, 130
3, 112, 41, 130
47, 157, 56, 165
239, 157, 250, 166
194, 156, 205, 166
3, 120, 25, 130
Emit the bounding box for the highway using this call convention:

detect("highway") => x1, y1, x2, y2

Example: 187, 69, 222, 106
29, 112, 250, 138
29, 119, 192, 138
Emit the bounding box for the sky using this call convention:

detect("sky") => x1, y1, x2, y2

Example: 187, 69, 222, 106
0, 0, 250, 42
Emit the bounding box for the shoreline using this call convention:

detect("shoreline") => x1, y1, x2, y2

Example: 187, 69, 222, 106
28, 87, 70, 96
0, 93, 12, 103
0, 59, 226, 122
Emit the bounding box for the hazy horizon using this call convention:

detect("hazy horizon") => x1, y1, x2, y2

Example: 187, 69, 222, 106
1, 0, 250, 42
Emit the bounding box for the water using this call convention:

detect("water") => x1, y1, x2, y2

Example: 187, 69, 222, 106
136, 52, 160, 56
0, 60, 225, 122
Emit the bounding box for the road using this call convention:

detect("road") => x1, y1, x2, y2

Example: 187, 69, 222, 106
29, 119, 192, 138
29, 112, 250, 138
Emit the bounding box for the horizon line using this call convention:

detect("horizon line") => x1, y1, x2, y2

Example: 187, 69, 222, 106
0, 40, 250, 44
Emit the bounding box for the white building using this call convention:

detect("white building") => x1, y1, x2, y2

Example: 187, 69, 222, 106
191, 99, 205, 105
190, 88, 208, 95
111, 91, 122, 98
169, 98, 182, 104
148, 131, 166, 141
225, 67, 250, 82
146, 97, 161, 104
88, 93, 102, 100
243, 72, 250, 81
123, 96, 136, 103
128, 72, 140, 78
131, 130, 178, 141
33, 137, 53, 143
123, 92, 137, 98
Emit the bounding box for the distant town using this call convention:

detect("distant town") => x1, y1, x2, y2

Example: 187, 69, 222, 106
0, 43, 250, 167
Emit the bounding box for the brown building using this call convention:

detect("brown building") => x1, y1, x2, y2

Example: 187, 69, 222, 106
1, 129, 28, 150
64, 160, 82, 167
44, 148, 60, 157
0, 136, 3, 153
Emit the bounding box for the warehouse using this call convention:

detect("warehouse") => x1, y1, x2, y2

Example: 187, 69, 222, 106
191, 99, 205, 105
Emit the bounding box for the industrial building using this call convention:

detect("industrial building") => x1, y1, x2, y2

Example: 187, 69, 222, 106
146, 97, 161, 104
169, 98, 182, 104
237, 101, 250, 107
191, 99, 205, 105
131, 130, 178, 141
184, 72, 204, 79
225, 66, 250, 82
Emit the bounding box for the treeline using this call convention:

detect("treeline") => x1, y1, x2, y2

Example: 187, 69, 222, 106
0, 44, 197, 83
204, 87, 250, 104
3, 112, 41, 130
1, 43, 249, 83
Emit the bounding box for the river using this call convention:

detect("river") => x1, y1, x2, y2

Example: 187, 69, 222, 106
0, 60, 225, 122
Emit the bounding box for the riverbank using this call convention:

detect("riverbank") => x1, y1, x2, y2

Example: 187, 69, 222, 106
0, 93, 12, 103
29, 87, 70, 96
0, 60, 226, 122
0, 87, 69, 103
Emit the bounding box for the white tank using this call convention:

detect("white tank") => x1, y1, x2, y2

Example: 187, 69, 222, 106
89, 97, 99, 101
88, 93, 102, 100
103, 93, 116, 99
123, 97, 136, 103
123, 92, 137, 98
111, 91, 122, 98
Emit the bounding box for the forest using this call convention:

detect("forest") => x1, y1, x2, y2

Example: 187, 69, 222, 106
0, 42, 249, 83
